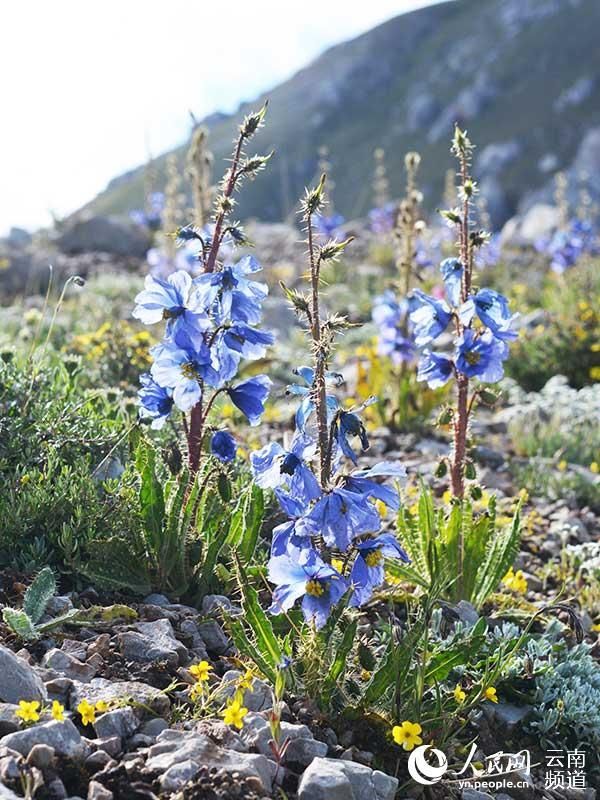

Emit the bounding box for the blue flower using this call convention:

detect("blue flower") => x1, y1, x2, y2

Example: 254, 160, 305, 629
372, 292, 415, 364
369, 203, 396, 234
439, 258, 463, 306
459, 289, 517, 341
416, 351, 454, 389
286, 366, 342, 431
138, 373, 173, 429
333, 410, 370, 464
133, 270, 209, 338
251, 435, 320, 503
150, 330, 218, 412
342, 462, 406, 512
409, 289, 452, 346
314, 213, 345, 238
350, 533, 409, 606
211, 430, 237, 462
296, 488, 381, 550
455, 329, 508, 383
194, 256, 268, 325
227, 375, 271, 426
268, 550, 347, 629
271, 519, 311, 557
214, 324, 275, 382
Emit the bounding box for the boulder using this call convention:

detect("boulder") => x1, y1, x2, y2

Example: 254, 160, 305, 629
57, 215, 151, 257
298, 757, 398, 800
118, 618, 187, 667
1, 719, 87, 760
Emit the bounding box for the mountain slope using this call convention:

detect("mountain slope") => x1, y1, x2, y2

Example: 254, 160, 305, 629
85, 0, 600, 228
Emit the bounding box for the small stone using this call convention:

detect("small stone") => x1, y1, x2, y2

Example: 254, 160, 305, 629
70, 678, 170, 718
94, 707, 139, 740
0, 755, 21, 782
42, 649, 97, 682
85, 750, 113, 773
160, 758, 200, 792
0, 784, 22, 799
26, 743, 55, 769
87, 634, 111, 660
141, 718, 169, 739
61, 639, 87, 661
0, 644, 47, 704
1, 719, 87, 760
46, 778, 67, 799
92, 737, 121, 758
142, 593, 170, 606
197, 620, 230, 655
201, 595, 242, 617
118, 619, 187, 667
87, 780, 113, 800
0, 704, 19, 736
44, 595, 74, 617
241, 713, 327, 766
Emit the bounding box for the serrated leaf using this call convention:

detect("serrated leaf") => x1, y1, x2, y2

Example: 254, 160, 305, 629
24, 567, 56, 624
2, 608, 39, 641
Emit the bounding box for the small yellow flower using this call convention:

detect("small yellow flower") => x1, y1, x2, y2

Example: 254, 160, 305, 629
189, 660, 213, 683
453, 684, 466, 703
392, 720, 423, 751
20, 474, 31, 485
484, 687, 498, 704
95, 700, 109, 714
222, 698, 248, 730
557, 460, 568, 472
502, 567, 528, 594
77, 699, 96, 726
518, 488, 529, 503
591, 623, 600, 632
189, 683, 204, 702
590, 462, 599, 474
590, 367, 600, 381
360, 669, 372, 682
238, 669, 255, 691
51, 701, 65, 722
15, 700, 40, 723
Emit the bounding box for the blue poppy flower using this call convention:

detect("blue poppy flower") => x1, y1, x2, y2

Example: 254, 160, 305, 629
271, 519, 312, 557
455, 329, 508, 383
286, 366, 342, 431
296, 488, 381, 550
150, 330, 218, 412
333, 409, 370, 464
416, 351, 454, 389
342, 462, 406, 512
214, 324, 275, 382
459, 289, 517, 341
138, 373, 173, 429
409, 289, 452, 346
133, 270, 209, 338
268, 550, 347, 629
372, 292, 415, 364
439, 258, 463, 306
350, 533, 409, 606
251, 435, 320, 504
227, 375, 271, 426
211, 430, 237, 462
194, 255, 268, 324
314, 213, 345, 238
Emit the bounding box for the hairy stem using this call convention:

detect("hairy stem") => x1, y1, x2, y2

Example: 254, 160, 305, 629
204, 134, 244, 273
307, 215, 330, 488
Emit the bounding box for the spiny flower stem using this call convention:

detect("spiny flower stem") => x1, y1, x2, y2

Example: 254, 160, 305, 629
204, 134, 244, 274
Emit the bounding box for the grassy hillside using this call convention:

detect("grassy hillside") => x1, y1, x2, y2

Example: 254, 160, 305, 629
85, 0, 600, 225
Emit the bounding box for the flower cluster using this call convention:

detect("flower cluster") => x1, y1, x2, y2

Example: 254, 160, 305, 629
251, 177, 409, 630
411, 257, 517, 389
134, 258, 273, 444
535, 218, 600, 274
368, 202, 396, 235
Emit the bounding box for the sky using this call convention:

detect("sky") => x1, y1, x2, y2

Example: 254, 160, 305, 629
0, 0, 441, 235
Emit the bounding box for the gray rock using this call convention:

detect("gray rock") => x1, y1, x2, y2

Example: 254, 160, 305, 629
57, 215, 151, 258
298, 757, 398, 800
70, 678, 170, 718
197, 620, 230, 655
92, 737, 122, 758
44, 596, 74, 618
178, 619, 209, 660
87, 780, 113, 800
141, 718, 169, 739
44, 677, 74, 706
513, 203, 561, 244
219, 671, 272, 711
241, 713, 327, 766
0, 645, 47, 704
42, 649, 96, 682
201, 595, 242, 618
484, 701, 529, 731
454, 601, 480, 627
0, 783, 21, 799
26, 742, 55, 768
0, 704, 19, 736
473, 446, 505, 469
142, 593, 171, 607
93, 707, 139, 740
85, 749, 114, 773
146, 731, 275, 793
1, 719, 87, 760
478, 140, 521, 177
119, 618, 187, 667
61, 639, 87, 661
160, 759, 200, 792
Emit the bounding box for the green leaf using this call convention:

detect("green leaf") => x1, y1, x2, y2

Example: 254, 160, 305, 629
2, 608, 39, 641
226, 484, 264, 563
322, 619, 358, 703
135, 436, 165, 554
237, 562, 283, 683
23, 567, 56, 623
36, 608, 81, 633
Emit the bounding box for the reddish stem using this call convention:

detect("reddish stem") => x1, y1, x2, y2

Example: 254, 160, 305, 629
204, 136, 244, 273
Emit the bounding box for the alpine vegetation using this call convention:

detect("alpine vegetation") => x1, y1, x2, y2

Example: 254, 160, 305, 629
250, 175, 409, 629
133, 105, 274, 476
